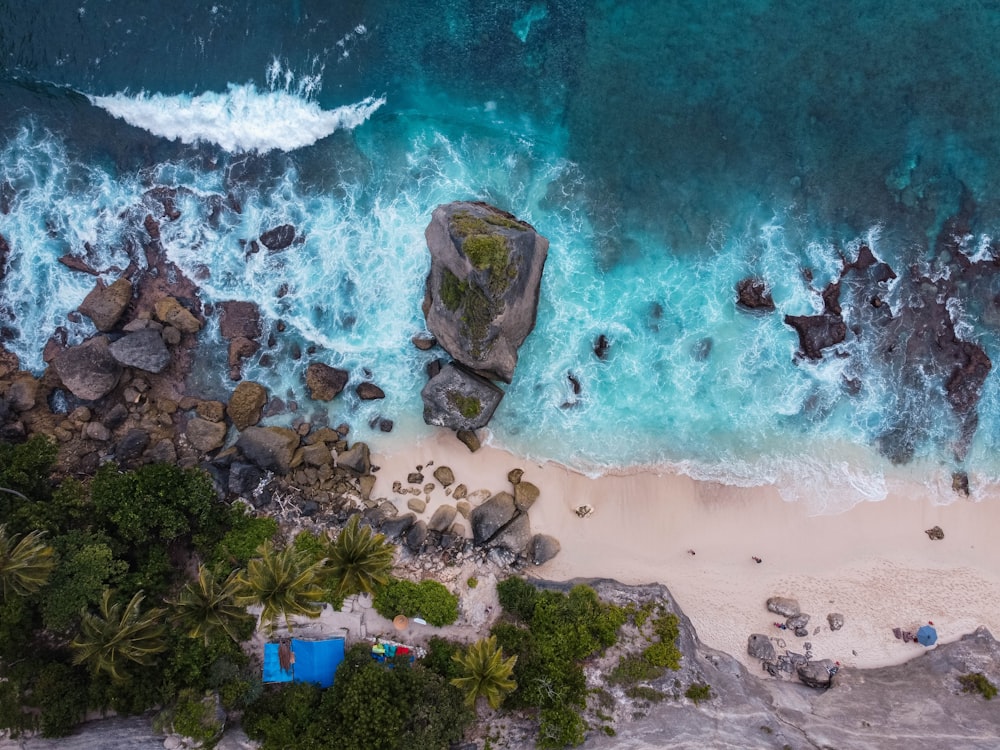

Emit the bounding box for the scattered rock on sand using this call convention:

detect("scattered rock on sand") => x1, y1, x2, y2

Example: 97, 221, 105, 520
433, 465, 455, 486
925, 525, 945, 540
767, 596, 801, 617
470, 492, 517, 546
529, 534, 561, 565
747, 634, 776, 661
828, 613, 845, 631
513, 480, 539, 511
797, 660, 837, 689
428, 505, 457, 532
786, 613, 811, 630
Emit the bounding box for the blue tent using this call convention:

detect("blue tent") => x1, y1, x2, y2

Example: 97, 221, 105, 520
263, 637, 345, 688
916, 625, 937, 646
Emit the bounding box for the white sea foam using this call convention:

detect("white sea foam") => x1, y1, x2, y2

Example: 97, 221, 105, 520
88, 85, 384, 153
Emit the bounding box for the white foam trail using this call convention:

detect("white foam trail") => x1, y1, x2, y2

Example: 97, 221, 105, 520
88, 85, 384, 153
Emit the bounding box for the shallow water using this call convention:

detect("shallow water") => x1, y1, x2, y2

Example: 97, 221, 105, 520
3, 1, 1000, 510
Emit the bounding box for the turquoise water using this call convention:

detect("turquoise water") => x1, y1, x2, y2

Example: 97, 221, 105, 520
3, 1, 1000, 509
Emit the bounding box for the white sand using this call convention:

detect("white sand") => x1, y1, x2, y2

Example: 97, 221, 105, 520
372, 432, 1000, 673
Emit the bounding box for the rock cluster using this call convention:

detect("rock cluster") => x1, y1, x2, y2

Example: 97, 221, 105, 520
420, 201, 548, 445
736, 202, 996, 472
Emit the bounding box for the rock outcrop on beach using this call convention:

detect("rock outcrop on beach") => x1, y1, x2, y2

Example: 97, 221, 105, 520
422, 201, 548, 384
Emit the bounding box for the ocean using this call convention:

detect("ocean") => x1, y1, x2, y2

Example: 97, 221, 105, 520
3, 0, 1000, 512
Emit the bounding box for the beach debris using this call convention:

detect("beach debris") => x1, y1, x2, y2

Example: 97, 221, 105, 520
687, 549, 696, 556
575, 504, 594, 518
748, 634, 776, 661
925, 525, 945, 540
752, 555, 763, 563
767, 597, 801, 617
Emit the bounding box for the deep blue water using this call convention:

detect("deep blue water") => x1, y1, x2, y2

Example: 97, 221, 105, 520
4, 1, 1000, 510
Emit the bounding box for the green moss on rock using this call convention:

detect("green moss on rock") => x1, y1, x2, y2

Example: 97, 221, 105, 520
447, 391, 483, 419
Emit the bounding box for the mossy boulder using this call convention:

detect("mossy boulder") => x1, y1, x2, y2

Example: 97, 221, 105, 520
423, 201, 548, 383
421, 362, 504, 431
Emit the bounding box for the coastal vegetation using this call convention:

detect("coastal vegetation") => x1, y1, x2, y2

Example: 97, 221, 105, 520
372, 577, 460, 626
450, 635, 518, 708
493, 577, 628, 748
958, 671, 997, 699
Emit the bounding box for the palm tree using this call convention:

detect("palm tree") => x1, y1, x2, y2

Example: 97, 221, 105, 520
0, 524, 56, 599
323, 515, 395, 599
168, 565, 254, 644
451, 635, 518, 709
236, 540, 325, 634
70, 589, 167, 682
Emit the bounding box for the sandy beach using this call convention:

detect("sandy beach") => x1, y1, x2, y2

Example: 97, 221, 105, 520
372, 431, 1000, 673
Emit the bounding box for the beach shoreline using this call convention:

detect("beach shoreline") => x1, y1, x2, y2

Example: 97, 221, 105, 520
371, 431, 1000, 673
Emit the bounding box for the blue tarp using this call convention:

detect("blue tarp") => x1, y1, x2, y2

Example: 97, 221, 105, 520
262, 638, 345, 688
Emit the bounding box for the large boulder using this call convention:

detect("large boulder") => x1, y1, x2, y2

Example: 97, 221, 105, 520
747, 633, 776, 661
218, 300, 262, 340
260, 224, 296, 251
236, 426, 300, 473
78, 277, 132, 331
428, 505, 458, 532
154, 296, 201, 334
227, 381, 267, 430
52, 336, 122, 401
421, 362, 504, 431
529, 534, 561, 565
490, 513, 531, 554
337, 442, 371, 474
423, 201, 548, 383
108, 329, 171, 373
766, 597, 800, 617
305, 362, 349, 401
186, 417, 228, 453
470, 491, 517, 546
797, 659, 837, 690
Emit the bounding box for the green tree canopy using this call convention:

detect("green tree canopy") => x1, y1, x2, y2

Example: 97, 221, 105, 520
322, 515, 395, 599
236, 540, 324, 634
0, 524, 56, 599
70, 589, 168, 682
450, 635, 518, 709
169, 565, 254, 644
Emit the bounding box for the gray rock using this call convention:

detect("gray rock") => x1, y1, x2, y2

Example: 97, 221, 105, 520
300, 443, 332, 467
407, 498, 427, 514
491, 512, 531, 554
53, 336, 122, 401
337, 442, 371, 474
797, 659, 836, 689
380, 513, 416, 539
428, 504, 457, 532
421, 362, 505, 430
229, 462, 264, 495
433, 465, 455, 486
147, 438, 177, 464
236, 426, 300, 473
786, 613, 811, 630
6, 377, 38, 412
925, 525, 945, 540
470, 491, 517, 546
108, 329, 171, 373
260, 223, 295, 251
115, 428, 150, 462
828, 612, 844, 631
747, 633, 776, 661
766, 596, 800, 617
529, 533, 561, 565
423, 201, 548, 383
186, 417, 228, 453
82, 421, 111, 441
487, 546, 517, 567
405, 520, 427, 552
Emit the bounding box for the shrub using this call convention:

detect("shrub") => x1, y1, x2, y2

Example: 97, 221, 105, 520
685, 682, 712, 704
467, 576, 479, 588
497, 576, 538, 622
212, 513, 278, 571
607, 654, 663, 686
625, 685, 666, 703
422, 636, 464, 680
959, 672, 997, 700
373, 578, 459, 626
